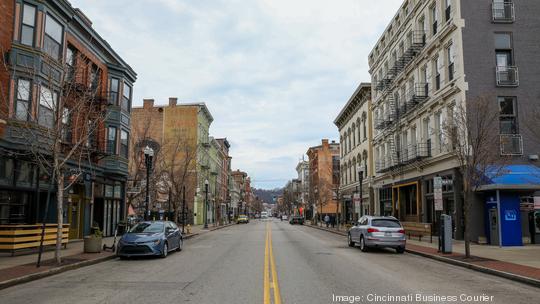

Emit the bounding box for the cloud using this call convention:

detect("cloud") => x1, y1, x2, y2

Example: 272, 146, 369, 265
70, 0, 403, 189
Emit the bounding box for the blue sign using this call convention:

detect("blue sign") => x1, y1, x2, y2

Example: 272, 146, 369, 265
504, 209, 517, 221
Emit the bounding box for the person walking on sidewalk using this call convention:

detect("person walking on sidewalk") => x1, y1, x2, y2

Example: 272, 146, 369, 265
324, 214, 330, 228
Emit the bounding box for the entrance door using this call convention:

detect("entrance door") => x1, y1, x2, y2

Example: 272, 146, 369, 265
489, 208, 500, 245
68, 200, 81, 239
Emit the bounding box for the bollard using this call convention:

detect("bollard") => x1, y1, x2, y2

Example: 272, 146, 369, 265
186, 224, 191, 234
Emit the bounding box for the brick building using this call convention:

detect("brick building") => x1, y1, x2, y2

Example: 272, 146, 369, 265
307, 139, 340, 222
0, 0, 136, 238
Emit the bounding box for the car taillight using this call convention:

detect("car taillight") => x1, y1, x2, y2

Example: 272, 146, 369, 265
367, 228, 379, 233
398, 229, 405, 234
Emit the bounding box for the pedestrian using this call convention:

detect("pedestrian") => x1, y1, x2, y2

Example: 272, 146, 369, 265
324, 214, 330, 227
331, 215, 335, 228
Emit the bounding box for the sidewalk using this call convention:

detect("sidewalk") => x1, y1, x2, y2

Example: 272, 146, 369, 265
305, 221, 540, 287
0, 223, 234, 290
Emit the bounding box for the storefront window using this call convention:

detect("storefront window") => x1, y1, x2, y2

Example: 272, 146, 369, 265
0, 191, 30, 224
0, 157, 14, 186
114, 185, 122, 199
15, 161, 34, 188
105, 185, 114, 197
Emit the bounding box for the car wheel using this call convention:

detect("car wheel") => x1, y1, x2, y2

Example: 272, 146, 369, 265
396, 246, 405, 254
348, 233, 355, 247
161, 242, 168, 258
360, 236, 368, 252
177, 239, 183, 252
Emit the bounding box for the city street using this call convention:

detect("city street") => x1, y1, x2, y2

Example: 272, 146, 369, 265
0, 219, 537, 304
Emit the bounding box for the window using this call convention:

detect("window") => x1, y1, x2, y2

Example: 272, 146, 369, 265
61, 107, 72, 142
38, 86, 57, 128
122, 83, 131, 112
493, 0, 514, 22
445, 0, 452, 22
107, 127, 117, 155
44, 14, 63, 60
90, 65, 99, 91
110, 78, 119, 105
495, 33, 516, 85
498, 97, 518, 134
362, 113, 367, 141
434, 57, 441, 90
20, 4, 36, 46
66, 46, 76, 81
120, 130, 129, 158
447, 44, 455, 81
15, 79, 31, 121
431, 4, 438, 36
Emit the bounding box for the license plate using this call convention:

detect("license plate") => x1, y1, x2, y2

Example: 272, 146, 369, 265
385, 232, 391, 236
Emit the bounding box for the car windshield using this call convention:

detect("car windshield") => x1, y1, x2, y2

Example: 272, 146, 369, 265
371, 219, 401, 228
129, 222, 164, 233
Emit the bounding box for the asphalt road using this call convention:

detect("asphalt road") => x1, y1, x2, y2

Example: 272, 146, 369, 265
0, 219, 537, 304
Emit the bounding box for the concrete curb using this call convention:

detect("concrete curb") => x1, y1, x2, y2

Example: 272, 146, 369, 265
304, 223, 540, 288
0, 254, 116, 291
405, 249, 540, 288
0, 223, 235, 291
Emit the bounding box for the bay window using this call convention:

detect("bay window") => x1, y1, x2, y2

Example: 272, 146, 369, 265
38, 86, 57, 128
44, 14, 63, 60
120, 130, 129, 158
21, 4, 36, 46
15, 79, 31, 121
122, 83, 131, 112
109, 78, 119, 104
107, 126, 117, 155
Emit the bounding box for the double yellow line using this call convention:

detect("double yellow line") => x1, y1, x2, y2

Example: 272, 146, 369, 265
264, 222, 281, 304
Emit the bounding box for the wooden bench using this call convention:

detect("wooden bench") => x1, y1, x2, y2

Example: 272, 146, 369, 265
402, 222, 432, 243
0, 224, 69, 256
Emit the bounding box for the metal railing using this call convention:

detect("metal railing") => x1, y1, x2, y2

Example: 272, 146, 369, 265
500, 134, 523, 155
492, 1, 515, 22
375, 142, 432, 173
496, 66, 519, 86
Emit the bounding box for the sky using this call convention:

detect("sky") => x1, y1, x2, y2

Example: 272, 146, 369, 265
70, 0, 403, 189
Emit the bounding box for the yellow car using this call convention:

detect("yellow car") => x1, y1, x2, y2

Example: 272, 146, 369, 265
237, 215, 249, 224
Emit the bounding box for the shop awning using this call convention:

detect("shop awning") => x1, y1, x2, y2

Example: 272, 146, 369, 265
477, 165, 540, 191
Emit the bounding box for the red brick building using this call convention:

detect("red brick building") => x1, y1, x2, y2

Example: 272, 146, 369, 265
0, 0, 136, 238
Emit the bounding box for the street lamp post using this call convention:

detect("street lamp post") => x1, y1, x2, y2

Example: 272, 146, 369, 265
204, 179, 209, 229
357, 167, 364, 219
143, 146, 154, 221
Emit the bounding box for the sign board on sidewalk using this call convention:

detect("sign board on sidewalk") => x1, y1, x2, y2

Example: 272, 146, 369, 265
434, 177, 443, 211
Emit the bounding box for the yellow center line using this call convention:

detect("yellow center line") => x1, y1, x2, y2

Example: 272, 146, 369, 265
264, 221, 282, 304
269, 224, 282, 304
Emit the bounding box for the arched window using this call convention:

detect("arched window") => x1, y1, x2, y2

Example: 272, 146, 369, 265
362, 112, 368, 141
352, 157, 357, 182
363, 150, 368, 178
352, 123, 356, 147
357, 118, 362, 144
347, 128, 352, 153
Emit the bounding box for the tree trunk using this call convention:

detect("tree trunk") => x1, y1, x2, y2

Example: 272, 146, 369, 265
463, 190, 471, 258
335, 199, 340, 230
55, 170, 64, 265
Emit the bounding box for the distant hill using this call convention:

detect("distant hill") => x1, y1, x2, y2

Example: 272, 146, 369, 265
253, 188, 283, 204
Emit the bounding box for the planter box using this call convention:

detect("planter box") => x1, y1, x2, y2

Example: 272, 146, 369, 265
84, 236, 103, 253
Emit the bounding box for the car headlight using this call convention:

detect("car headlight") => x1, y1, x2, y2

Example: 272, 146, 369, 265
152, 239, 161, 245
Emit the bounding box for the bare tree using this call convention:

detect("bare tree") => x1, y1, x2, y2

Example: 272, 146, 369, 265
158, 128, 197, 225
2, 47, 109, 264
442, 96, 509, 258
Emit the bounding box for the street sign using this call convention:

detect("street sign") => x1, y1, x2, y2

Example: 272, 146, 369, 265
434, 177, 443, 211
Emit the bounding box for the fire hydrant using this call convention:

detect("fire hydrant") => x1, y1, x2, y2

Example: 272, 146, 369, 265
186, 224, 191, 234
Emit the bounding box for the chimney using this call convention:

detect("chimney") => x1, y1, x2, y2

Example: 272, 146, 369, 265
143, 99, 154, 109
169, 97, 178, 107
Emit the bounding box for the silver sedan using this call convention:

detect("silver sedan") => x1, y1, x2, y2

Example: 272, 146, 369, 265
348, 216, 406, 253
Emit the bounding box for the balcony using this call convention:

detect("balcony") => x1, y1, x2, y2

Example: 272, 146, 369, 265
492, 1, 515, 23
496, 66, 519, 86
500, 134, 523, 155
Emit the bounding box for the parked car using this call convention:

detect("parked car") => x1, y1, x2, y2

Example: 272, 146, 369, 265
281, 215, 288, 221
261, 211, 268, 220
117, 221, 183, 259
289, 216, 304, 225
347, 216, 406, 253
237, 215, 249, 224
